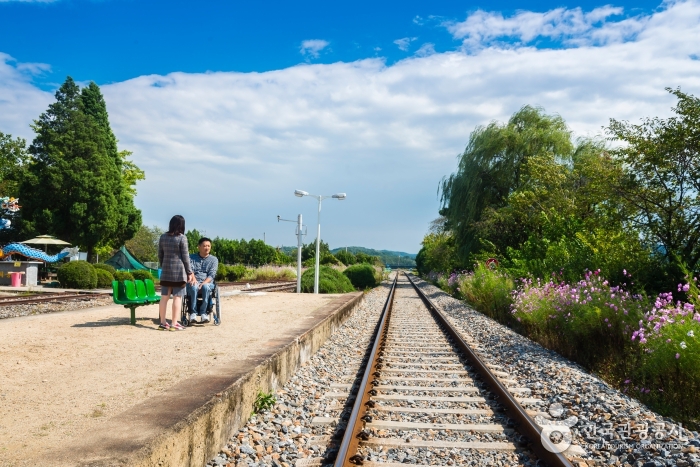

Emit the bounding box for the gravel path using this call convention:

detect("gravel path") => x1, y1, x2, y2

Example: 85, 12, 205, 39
411, 274, 700, 467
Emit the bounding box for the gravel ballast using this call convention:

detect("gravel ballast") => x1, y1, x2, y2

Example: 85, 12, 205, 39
411, 275, 700, 467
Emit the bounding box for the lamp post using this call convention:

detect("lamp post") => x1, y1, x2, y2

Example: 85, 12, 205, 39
277, 214, 306, 293
294, 190, 346, 294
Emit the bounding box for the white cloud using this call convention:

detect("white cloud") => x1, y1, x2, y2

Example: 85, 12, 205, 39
446, 4, 642, 50
414, 43, 436, 57
299, 39, 329, 58
393, 37, 417, 51
2, 1, 700, 252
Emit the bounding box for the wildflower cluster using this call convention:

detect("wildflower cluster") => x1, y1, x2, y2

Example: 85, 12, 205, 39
512, 269, 642, 329
631, 276, 700, 363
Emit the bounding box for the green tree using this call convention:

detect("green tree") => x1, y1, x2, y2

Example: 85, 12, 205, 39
185, 229, 202, 253
301, 239, 330, 261
334, 250, 356, 266
607, 88, 700, 274
0, 132, 29, 196
20, 77, 142, 260
125, 225, 163, 263
440, 106, 573, 264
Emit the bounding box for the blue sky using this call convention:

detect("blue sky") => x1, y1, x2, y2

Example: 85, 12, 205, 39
2, 0, 660, 86
1, 0, 699, 253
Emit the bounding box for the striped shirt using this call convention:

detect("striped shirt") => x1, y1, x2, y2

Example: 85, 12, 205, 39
189, 253, 218, 283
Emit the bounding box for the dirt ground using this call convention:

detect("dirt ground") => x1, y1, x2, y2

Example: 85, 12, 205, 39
0, 291, 339, 466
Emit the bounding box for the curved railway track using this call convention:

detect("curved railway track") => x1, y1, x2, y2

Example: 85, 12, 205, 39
333, 272, 574, 467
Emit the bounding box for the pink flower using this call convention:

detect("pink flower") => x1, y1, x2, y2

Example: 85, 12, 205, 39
676, 353, 680, 359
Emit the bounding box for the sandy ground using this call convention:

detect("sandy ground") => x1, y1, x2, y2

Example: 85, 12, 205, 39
0, 292, 339, 466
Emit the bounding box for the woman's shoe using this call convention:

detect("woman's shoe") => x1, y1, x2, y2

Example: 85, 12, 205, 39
171, 322, 186, 330
158, 323, 171, 331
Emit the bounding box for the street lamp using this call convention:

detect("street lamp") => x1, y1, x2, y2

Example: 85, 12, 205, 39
294, 190, 346, 294
277, 214, 307, 293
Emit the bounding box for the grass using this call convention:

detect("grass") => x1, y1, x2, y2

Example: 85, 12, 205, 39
252, 390, 276, 415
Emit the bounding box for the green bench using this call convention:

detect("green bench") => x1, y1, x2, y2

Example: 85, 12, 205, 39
112, 279, 161, 325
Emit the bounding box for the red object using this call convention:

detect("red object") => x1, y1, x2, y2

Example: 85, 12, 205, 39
10, 272, 23, 287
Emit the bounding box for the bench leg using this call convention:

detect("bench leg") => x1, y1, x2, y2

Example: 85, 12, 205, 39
130, 306, 136, 325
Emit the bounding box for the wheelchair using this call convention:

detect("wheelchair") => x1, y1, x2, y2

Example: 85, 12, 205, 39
181, 283, 221, 326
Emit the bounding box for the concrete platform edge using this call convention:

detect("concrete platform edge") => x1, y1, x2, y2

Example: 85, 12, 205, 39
103, 291, 362, 467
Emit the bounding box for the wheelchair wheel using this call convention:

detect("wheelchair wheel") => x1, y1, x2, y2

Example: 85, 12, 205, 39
213, 286, 221, 325
181, 294, 191, 326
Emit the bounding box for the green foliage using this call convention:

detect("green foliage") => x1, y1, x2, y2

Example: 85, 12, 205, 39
319, 253, 341, 265
192, 234, 280, 266
57, 261, 97, 289
226, 264, 248, 281
455, 264, 515, 324
131, 269, 153, 281
114, 270, 135, 282
343, 263, 380, 289
216, 262, 228, 281
95, 268, 114, 288
416, 223, 459, 275
93, 263, 116, 276
607, 88, 700, 278
20, 77, 142, 259
0, 131, 29, 197
125, 225, 162, 264
301, 240, 330, 261
301, 266, 354, 293
252, 390, 276, 414
334, 250, 356, 265
440, 106, 574, 263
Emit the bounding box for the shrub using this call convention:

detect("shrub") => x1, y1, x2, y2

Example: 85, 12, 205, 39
320, 254, 341, 266
93, 263, 116, 276
114, 270, 135, 282
95, 268, 114, 288
227, 264, 248, 281
132, 269, 154, 281
57, 261, 97, 289
334, 250, 356, 266
301, 266, 354, 293
216, 263, 228, 281
343, 263, 379, 289
457, 263, 516, 325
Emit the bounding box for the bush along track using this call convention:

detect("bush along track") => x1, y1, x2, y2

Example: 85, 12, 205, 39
414, 274, 700, 466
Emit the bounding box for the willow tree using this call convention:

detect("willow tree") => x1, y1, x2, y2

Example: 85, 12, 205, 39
439, 106, 573, 264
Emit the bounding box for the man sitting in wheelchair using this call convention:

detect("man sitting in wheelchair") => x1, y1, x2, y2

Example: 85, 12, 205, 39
187, 237, 219, 324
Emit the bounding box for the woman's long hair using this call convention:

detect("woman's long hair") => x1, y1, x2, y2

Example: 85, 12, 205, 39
167, 215, 186, 236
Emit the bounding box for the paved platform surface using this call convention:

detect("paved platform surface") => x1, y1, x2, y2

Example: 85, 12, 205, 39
0, 291, 347, 466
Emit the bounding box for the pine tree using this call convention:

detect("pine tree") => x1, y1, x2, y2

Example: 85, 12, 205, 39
20, 77, 142, 260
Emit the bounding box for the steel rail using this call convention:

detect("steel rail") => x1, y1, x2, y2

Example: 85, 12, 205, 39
334, 273, 398, 467
0, 293, 105, 306
404, 272, 574, 467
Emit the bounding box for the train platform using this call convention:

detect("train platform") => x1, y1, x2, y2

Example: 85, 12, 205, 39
0, 290, 363, 466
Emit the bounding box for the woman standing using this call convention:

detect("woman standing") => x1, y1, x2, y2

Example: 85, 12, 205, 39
158, 215, 195, 331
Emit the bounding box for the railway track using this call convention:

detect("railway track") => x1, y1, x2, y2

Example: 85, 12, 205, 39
0, 292, 104, 306
333, 272, 574, 467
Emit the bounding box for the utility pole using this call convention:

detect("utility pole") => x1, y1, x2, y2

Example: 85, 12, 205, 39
278, 214, 306, 293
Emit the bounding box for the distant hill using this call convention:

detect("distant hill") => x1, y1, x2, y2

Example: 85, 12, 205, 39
332, 246, 417, 267
278, 245, 417, 267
